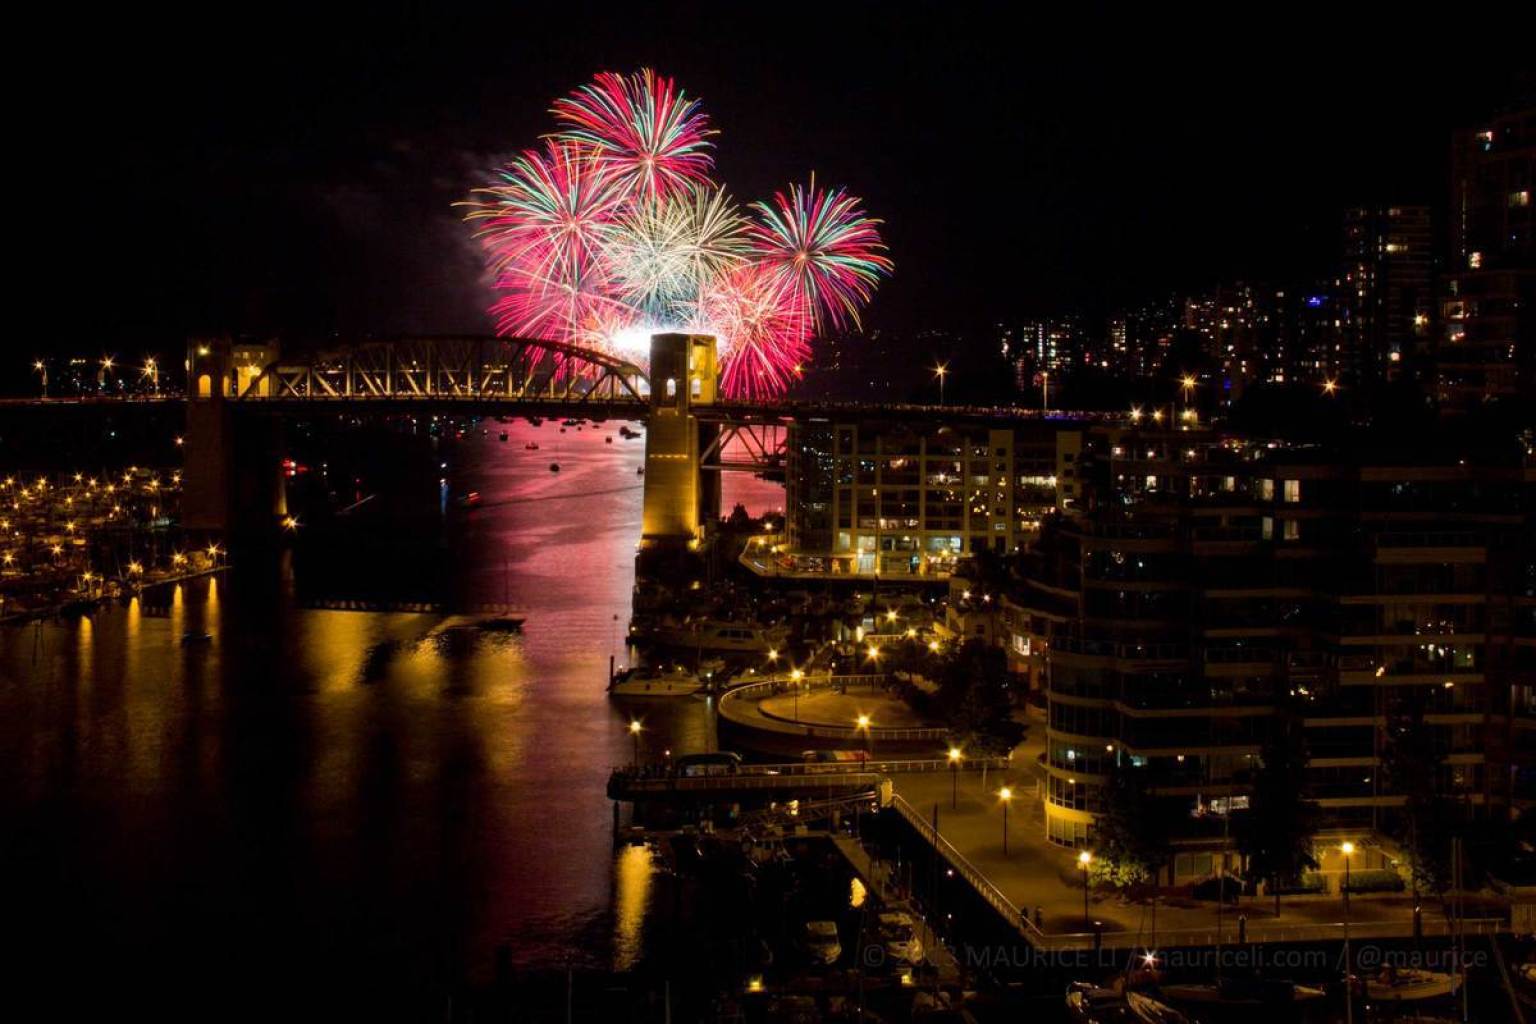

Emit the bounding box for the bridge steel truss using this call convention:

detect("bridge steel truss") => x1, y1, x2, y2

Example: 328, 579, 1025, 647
697, 419, 787, 473
236, 336, 649, 406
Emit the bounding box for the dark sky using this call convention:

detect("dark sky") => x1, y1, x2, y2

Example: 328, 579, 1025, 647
26, 4, 1536, 355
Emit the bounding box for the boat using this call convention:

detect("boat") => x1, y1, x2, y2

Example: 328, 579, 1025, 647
498, 432, 509, 442
180, 631, 213, 645
654, 619, 789, 654
605, 436, 613, 443
1066, 983, 1190, 1023
474, 615, 525, 633
455, 491, 482, 508
608, 667, 703, 697
562, 418, 582, 427
524, 442, 540, 450
1362, 967, 1461, 1002
618, 425, 640, 439
1159, 977, 1325, 1006
636, 466, 644, 475
549, 463, 560, 472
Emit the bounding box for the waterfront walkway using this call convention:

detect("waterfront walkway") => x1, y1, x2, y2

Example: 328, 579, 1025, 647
886, 750, 1503, 950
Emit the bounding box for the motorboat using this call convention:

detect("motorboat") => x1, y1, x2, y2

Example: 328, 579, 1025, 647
876, 911, 924, 966
454, 491, 482, 508
180, 631, 213, 645
654, 619, 789, 654
549, 463, 560, 473
498, 432, 509, 442
608, 666, 703, 697
799, 920, 842, 966
1362, 967, 1461, 1002
1066, 983, 1190, 1024
636, 466, 644, 475
619, 425, 640, 439
1159, 977, 1325, 1006
605, 436, 613, 443
524, 442, 540, 450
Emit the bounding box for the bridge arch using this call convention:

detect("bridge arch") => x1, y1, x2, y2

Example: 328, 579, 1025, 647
233, 335, 649, 405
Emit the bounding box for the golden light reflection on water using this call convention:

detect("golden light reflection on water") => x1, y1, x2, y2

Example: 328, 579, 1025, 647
612, 843, 653, 970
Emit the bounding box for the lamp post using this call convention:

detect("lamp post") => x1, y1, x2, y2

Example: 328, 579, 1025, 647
934, 362, 948, 406
33, 360, 47, 398
998, 786, 1013, 855
791, 668, 804, 722
1341, 840, 1355, 1024
629, 719, 642, 766
948, 746, 962, 809
1079, 850, 1094, 923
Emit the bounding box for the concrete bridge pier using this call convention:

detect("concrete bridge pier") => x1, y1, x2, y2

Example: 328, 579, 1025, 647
182, 337, 288, 537
639, 333, 718, 551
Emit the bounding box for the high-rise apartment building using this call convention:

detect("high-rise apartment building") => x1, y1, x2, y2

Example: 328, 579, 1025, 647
1006, 423, 1535, 874
1341, 206, 1435, 383
1440, 106, 1535, 410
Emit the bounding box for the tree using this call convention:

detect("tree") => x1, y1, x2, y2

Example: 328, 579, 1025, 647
936, 640, 1025, 757
1382, 705, 1457, 897
1092, 766, 1169, 890
1235, 719, 1321, 916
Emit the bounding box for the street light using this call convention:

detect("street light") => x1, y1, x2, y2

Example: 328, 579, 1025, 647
790, 668, 804, 722
766, 647, 779, 666
1341, 840, 1355, 1024
33, 360, 47, 398
1322, 378, 1338, 396
934, 362, 948, 406
629, 719, 643, 765
947, 746, 962, 809
1078, 849, 1094, 922
998, 786, 1013, 855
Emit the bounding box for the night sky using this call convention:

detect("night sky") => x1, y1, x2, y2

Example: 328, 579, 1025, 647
29, 5, 1535, 357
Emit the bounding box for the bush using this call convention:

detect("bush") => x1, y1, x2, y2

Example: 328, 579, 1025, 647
1343, 868, 1405, 894
1272, 872, 1327, 896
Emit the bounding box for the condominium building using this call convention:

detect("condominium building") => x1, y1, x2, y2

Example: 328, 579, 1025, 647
1004, 422, 1535, 878
754, 417, 1090, 580
1439, 106, 1535, 409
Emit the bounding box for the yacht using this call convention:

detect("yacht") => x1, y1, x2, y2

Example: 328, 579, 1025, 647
1159, 977, 1325, 1007
1362, 967, 1461, 1002
608, 666, 703, 697
654, 619, 789, 654
1066, 983, 1189, 1024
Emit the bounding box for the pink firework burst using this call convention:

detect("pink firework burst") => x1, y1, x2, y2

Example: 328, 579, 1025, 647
695, 266, 810, 400
749, 175, 893, 333
550, 69, 716, 201
460, 141, 630, 343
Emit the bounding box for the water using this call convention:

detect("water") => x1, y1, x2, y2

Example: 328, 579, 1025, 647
0, 420, 782, 1016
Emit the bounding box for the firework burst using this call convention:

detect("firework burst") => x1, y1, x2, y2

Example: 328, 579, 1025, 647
605, 185, 750, 322
463, 70, 891, 397
749, 175, 893, 333
551, 68, 716, 201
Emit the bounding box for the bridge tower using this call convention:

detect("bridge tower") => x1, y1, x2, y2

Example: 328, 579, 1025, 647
182, 336, 287, 536
641, 333, 719, 548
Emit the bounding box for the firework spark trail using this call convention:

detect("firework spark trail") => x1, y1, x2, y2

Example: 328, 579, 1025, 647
550, 68, 716, 201
604, 185, 751, 323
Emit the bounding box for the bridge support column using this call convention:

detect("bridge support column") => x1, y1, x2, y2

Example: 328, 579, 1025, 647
640, 333, 717, 549
182, 337, 287, 537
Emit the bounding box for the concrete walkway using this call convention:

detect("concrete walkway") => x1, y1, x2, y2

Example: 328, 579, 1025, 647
888, 755, 1479, 948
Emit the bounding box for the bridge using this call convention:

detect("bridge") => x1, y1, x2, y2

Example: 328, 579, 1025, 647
15, 332, 1112, 539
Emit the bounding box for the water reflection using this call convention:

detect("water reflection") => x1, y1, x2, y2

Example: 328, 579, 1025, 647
0, 420, 785, 1008
611, 842, 654, 970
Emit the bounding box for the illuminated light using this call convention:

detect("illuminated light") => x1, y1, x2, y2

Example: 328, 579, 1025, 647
1340, 841, 1355, 857
1129, 405, 1143, 422
281, 516, 300, 532
948, 747, 962, 763
856, 714, 871, 730
629, 719, 642, 735
746, 977, 764, 994
928, 640, 941, 653
766, 647, 779, 662
998, 786, 1012, 801
865, 645, 880, 661
1322, 378, 1338, 395
128, 561, 142, 574
1078, 850, 1093, 867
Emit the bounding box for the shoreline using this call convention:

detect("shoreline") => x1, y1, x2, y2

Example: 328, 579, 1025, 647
0, 565, 228, 626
